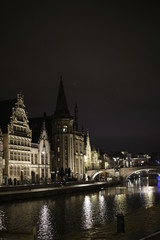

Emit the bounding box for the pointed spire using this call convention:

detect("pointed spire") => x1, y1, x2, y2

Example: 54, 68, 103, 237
42, 112, 47, 131
54, 76, 72, 118
39, 112, 48, 141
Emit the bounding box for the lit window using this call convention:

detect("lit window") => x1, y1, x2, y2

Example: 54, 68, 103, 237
63, 125, 68, 132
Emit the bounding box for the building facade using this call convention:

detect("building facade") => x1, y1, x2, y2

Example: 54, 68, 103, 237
0, 79, 86, 184
0, 93, 51, 185
1, 93, 32, 184
31, 120, 51, 183
52, 79, 85, 180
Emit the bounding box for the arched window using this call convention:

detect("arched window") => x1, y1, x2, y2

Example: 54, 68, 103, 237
27, 167, 30, 176
24, 167, 26, 176
41, 153, 44, 164
10, 151, 13, 160
17, 166, 20, 176
13, 165, 16, 176
10, 165, 13, 176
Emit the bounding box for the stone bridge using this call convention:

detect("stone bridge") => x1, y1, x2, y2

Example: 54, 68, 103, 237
86, 166, 160, 180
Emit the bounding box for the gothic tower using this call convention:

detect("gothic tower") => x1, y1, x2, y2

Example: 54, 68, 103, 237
52, 78, 74, 175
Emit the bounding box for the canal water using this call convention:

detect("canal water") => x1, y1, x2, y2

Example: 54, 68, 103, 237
0, 176, 160, 239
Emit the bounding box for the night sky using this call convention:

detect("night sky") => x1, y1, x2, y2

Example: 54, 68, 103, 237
0, 1, 160, 153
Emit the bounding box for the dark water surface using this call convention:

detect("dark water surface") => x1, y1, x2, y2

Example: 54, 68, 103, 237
0, 176, 160, 239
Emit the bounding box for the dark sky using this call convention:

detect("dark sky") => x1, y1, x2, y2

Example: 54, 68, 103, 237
0, 0, 160, 153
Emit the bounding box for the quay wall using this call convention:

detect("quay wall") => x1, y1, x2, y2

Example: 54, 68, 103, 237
0, 181, 121, 203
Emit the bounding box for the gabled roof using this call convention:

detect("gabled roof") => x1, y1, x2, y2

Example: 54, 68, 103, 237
0, 98, 17, 133
54, 78, 73, 119
29, 115, 52, 144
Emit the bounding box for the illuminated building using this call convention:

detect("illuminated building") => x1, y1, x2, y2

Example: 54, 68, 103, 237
30, 118, 51, 183
85, 131, 100, 170
52, 79, 84, 180
0, 93, 51, 184
30, 78, 85, 180
0, 93, 32, 184
0, 79, 86, 184
85, 132, 92, 169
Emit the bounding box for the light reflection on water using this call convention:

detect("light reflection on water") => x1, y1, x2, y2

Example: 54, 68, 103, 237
82, 196, 93, 229
114, 193, 127, 215
0, 210, 6, 231
0, 177, 160, 239
38, 204, 54, 240
98, 193, 106, 225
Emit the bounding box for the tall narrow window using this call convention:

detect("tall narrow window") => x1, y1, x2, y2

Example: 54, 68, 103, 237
42, 169, 44, 178
10, 166, 13, 176
63, 125, 68, 132
31, 154, 33, 164
35, 154, 37, 164
41, 153, 44, 164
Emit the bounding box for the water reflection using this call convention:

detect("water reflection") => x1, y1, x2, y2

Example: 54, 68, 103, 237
114, 193, 127, 215
127, 176, 160, 209
141, 187, 154, 208
98, 193, 106, 224
0, 177, 160, 239
0, 210, 6, 231
38, 203, 53, 240
82, 196, 93, 229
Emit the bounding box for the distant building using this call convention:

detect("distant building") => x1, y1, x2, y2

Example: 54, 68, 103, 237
85, 132, 92, 169
131, 153, 150, 166
91, 146, 99, 169
85, 132, 100, 170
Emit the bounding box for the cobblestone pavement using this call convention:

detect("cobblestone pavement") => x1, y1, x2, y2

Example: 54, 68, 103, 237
64, 203, 160, 240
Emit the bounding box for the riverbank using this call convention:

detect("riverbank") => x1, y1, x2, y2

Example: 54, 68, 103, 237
0, 180, 121, 203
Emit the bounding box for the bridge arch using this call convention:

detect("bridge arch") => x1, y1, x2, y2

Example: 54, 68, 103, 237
89, 169, 115, 180
87, 166, 160, 181
124, 168, 160, 180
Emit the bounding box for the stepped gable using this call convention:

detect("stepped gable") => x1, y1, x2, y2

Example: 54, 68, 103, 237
0, 98, 17, 133
29, 115, 52, 144
54, 78, 73, 119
